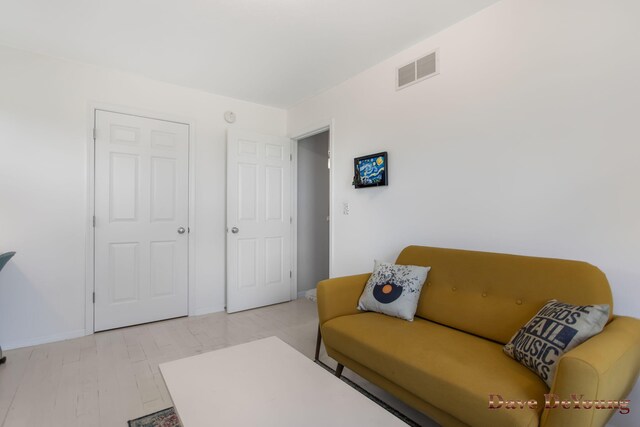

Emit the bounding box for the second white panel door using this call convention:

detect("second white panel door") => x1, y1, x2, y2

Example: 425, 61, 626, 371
227, 130, 292, 313
94, 110, 189, 331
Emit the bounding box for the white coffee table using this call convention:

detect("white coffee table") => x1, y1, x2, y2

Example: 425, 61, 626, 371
159, 336, 407, 426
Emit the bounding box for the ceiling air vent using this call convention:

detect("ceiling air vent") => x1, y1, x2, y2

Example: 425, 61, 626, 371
396, 49, 439, 90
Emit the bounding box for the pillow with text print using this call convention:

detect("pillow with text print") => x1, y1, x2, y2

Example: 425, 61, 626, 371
503, 300, 609, 387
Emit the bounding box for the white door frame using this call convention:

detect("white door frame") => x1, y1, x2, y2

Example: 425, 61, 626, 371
289, 119, 335, 300
84, 103, 197, 335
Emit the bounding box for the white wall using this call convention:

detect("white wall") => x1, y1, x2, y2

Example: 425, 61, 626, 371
287, 0, 640, 425
0, 45, 286, 349
297, 131, 330, 293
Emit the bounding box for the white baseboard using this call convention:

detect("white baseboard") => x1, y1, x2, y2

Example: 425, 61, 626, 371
2, 328, 86, 351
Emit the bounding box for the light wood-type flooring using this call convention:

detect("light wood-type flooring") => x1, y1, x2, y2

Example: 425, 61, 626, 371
0, 298, 436, 426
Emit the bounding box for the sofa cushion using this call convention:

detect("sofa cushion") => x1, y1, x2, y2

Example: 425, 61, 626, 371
395, 246, 613, 344
504, 299, 610, 387
322, 313, 549, 427
357, 260, 430, 321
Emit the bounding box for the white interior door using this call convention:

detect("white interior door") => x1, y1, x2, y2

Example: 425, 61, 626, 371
227, 130, 292, 313
94, 110, 189, 331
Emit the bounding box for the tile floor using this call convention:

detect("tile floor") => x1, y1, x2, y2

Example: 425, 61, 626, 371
0, 298, 437, 426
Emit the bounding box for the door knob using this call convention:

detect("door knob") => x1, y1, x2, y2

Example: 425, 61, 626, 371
177, 227, 186, 234
231, 227, 239, 234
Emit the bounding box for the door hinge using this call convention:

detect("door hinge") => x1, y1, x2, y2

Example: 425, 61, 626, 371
290, 216, 292, 224
92, 292, 95, 303
290, 271, 292, 278
92, 128, 97, 140
290, 153, 293, 161
92, 215, 96, 227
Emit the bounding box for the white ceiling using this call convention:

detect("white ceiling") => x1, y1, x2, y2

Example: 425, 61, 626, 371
0, 0, 500, 107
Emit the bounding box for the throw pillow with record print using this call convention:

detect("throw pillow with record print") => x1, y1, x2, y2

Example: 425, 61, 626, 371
503, 300, 609, 387
357, 260, 430, 321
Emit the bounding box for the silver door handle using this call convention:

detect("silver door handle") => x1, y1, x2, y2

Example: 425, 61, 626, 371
231, 227, 239, 234
177, 227, 186, 234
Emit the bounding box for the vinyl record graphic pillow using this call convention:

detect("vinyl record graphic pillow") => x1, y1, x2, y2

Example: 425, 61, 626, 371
503, 300, 609, 387
357, 261, 430, 321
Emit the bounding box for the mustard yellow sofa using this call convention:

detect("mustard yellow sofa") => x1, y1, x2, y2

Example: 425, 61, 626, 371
317, 246, 640, 427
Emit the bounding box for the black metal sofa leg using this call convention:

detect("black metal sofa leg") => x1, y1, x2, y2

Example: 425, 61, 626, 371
314, 325, 322, 361
314, 324, 344, 378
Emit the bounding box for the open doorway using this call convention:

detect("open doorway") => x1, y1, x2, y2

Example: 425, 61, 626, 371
296, 130, 330, 300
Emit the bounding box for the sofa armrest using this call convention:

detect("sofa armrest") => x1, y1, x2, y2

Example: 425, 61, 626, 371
541, 316, 640, 427
316, 273, 371, 326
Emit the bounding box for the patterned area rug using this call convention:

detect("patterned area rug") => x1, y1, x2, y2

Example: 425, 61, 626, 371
129, 363, 419, 427
128, 407, 182, 427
